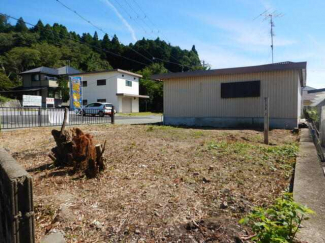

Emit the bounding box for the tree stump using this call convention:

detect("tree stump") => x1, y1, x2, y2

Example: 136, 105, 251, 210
49, 108, 106, 178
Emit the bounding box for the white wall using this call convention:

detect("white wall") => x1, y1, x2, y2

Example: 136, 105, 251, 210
81, 72, 119, 110
117, 73, 139, 95
132, 97, 139, 112
77, 71, 140, 113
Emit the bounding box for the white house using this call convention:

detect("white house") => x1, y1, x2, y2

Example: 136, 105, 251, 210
70, 69, 149, 113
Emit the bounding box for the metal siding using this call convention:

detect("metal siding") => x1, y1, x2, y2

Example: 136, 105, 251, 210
164, 70, 299, 119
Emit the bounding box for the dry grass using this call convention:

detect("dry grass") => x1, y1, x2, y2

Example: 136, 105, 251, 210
0, 125, 299, 242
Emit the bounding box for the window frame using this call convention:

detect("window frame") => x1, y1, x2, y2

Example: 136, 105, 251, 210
97, 79, 106, 86
97, 99, 107, 103
125, 80, 132, 87
221, 80, 261, 99
31, 73, 40, 82
82, 81, 88, 87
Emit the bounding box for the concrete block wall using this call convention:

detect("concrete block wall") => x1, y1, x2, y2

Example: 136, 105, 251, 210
0, 148, 34, 243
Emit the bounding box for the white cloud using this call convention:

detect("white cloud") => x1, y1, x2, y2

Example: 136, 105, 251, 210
100, 0, 137, 42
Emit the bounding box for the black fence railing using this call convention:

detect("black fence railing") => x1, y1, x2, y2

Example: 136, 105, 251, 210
0, 107, 114, 129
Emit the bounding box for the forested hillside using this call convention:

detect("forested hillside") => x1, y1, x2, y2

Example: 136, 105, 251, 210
0, 15, 205, 110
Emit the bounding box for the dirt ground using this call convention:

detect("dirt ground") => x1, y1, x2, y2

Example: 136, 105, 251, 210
0, 125, 299, 242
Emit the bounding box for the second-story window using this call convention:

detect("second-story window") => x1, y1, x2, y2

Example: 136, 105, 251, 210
97, 79, 106, 86
126, 80, 132, 87
32, 74, 40, 81
83, 81, 88, 87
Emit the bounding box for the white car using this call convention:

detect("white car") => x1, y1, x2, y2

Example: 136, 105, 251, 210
82, 102, 116, 117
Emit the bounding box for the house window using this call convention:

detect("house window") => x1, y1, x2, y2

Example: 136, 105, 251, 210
97, 99, 106, 103
126, 80, 132, 87
97, 79, 106, 86
221, 81, 261, 98
83, 100, 88, 105
82, 81, 87, 87
32, 74, 40, 81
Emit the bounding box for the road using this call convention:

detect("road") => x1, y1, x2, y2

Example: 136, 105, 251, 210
0, 112, 163, 129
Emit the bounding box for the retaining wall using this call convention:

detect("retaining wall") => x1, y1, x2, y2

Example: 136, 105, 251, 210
0, 148, 34, 243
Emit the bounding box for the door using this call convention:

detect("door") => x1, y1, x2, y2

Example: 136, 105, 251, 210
122, 97, 132, 113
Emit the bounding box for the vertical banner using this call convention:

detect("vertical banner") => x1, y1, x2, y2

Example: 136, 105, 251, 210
70, 76, 82, 110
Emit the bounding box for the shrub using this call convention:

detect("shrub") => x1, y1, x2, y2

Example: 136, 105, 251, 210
0, 95, 11, 104
240, 193, 314, 243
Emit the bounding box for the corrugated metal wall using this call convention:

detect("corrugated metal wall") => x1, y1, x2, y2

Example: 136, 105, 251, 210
164, 70, 299, 119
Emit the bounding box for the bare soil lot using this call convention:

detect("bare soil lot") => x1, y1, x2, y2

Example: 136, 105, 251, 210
0, 125, 298, 242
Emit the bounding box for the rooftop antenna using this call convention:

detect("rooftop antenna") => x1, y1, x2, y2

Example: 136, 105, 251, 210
255, 10, 284, 63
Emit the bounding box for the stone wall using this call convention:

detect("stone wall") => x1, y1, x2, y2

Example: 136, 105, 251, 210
0, 100, 21, 108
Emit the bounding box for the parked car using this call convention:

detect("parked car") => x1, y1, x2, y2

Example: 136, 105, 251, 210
81, 102, 116, 117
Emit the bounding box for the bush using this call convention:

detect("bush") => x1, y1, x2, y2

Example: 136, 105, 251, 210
305, 107, 319, 122
240, 193, 314, 242
0, 95, 11, 103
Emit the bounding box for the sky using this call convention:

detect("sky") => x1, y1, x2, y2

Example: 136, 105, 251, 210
1, 0, 325, 88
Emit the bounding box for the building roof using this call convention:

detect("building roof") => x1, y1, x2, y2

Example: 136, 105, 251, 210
20, 67, 58, 75
69, 69, 142, 78
151, 61, 307, 86
0, 86, 47, 93
303, 86, 316, 91
308, 88, 325, 94
116, 93, 149, 98
20, 66, 81, 75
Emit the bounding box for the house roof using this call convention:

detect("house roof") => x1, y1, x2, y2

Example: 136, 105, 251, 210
20, 67, 58, 75
20, 66, 81, 75
151, 61, 307, 86
308, 88, 325, 94
69, 69, 142, 78
303, 86, 316, 91
0, 86, 47, 93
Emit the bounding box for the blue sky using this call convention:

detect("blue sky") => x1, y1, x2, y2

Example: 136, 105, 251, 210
2, 0, 325, 88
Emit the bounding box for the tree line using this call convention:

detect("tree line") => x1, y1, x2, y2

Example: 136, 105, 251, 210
0, 16, 206, 111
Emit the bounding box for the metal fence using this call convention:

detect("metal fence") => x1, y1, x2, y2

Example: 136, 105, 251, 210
0, 107, 114, 129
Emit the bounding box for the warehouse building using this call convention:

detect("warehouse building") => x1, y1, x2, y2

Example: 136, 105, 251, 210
152, 62, 307, 129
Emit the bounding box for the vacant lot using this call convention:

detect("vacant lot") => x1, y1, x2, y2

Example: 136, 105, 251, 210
0, 125, 298, 242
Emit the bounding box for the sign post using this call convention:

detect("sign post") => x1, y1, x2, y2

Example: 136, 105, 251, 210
46, 97, 55, 108
22, 95, 42, 107
264, 97, 269, 145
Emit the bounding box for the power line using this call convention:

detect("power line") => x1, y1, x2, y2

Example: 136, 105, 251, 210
55, 0, 105, 35
131, 0, 159, 31
112, 0, 195, 70
0, 13, 150, 67
122, 0, 158, 35
56, 0, 193, 71
55, 0, 154, 64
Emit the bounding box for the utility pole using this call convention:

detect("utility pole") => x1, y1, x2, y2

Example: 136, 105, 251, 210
270, 14, 274, 63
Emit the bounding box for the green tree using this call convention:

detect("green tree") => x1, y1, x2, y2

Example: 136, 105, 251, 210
33, 43, 62, 67
15, 17, 28, 32
31, 20, 44, 33
139, 63, 167, 112
0, 33, 14, 54
0, 72, 13, 90
6, 47, 41, 73
0, 15, 12, 32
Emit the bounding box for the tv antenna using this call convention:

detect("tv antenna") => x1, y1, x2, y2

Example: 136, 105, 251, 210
255, 10, 284, 63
